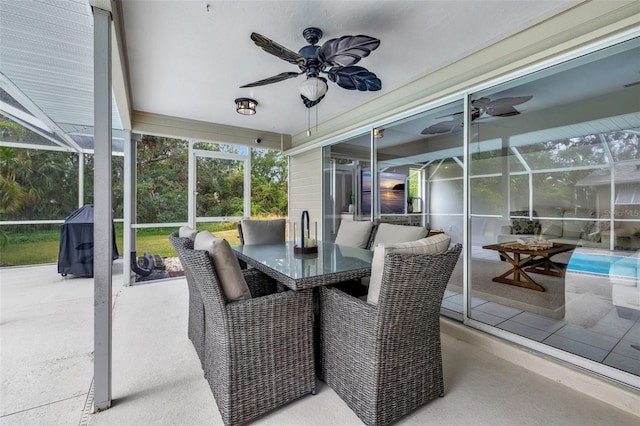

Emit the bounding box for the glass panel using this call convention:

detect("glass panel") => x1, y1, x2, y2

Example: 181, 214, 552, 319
376, 101, 464, 228
196, 156, 245, 218
136, 135, 189, 223
250, 148, 288, 217
321, 132, 370, 242
194, 141, 249, 155
514, 136, 609, 169
469, 36, 640, 379
376, 100, 465, 317
0, 147, 80, 221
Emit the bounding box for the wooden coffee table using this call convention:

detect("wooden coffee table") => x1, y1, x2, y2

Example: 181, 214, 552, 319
482, 242, 577, 292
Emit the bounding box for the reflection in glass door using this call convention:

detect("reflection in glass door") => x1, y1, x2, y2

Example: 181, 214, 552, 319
322, 133, 371, 242
467, 37, 640, 382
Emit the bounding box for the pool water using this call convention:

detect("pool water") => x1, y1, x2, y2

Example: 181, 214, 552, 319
567, 252, 638, 279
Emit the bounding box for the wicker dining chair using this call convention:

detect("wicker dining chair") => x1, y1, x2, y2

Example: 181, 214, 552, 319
320, 243, 462, 426
237, 219, 286, 270
180, 247, 316, 426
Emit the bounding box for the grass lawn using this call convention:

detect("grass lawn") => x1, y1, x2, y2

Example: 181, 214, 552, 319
0, 226, 241, 267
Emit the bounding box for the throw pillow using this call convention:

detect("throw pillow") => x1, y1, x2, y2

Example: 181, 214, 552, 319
334, 220, 374, 248
510, 210, 540, 235
511, 219, 541, 235
370, 223, 429, 249
367, 233, 451, 306
194, 232, 251, 301
241, 219, 286, 245
179, 225, 198, 241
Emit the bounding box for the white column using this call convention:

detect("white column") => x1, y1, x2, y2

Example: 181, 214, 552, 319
78, 152, 84, 208
123, 130, 135, 286
92, 5, 112, 411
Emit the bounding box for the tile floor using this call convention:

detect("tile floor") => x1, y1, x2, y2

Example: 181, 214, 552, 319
442, 246, 640, 377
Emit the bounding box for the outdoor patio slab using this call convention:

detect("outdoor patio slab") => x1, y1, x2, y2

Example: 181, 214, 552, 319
1, 262, 639, 425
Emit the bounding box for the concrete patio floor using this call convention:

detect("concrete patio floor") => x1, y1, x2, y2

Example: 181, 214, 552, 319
1, 260, 639, 426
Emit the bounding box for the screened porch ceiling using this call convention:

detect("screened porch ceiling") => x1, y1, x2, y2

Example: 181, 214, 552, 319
1, 1, 638, 158
0, 0, 606, 155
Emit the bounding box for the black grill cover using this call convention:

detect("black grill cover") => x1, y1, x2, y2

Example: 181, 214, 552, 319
57, 204, 119, 277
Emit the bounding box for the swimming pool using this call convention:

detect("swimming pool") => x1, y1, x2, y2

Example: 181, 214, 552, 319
567, 252, 639, 279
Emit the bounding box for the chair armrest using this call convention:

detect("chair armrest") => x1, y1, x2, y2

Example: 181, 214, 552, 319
226, 289, 314, 333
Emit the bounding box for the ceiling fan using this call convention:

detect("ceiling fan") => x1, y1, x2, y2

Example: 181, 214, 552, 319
421, 96, 533, 135
240, 27, 382, 108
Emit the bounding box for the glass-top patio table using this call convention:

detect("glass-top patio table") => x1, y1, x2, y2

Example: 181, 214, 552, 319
231, 241, 373, 291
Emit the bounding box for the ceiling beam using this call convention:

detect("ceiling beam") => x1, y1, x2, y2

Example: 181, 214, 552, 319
132, 110, 291, 151
0, 72, 84, 152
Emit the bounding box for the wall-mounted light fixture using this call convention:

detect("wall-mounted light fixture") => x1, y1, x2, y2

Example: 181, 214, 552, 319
235, 98, 258, 115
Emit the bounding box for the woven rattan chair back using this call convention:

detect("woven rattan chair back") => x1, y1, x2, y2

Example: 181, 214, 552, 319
320, 243, 462, 426
168, 232, 205, 368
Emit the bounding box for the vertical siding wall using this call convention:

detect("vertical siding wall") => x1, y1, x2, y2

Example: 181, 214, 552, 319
289, 149, 323, 239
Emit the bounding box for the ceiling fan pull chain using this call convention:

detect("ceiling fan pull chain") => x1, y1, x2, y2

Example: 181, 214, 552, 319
307, 107, 311, 137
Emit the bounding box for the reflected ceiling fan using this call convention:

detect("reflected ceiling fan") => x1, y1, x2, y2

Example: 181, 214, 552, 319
421, 96, 533, 135
240, 27, 382, 108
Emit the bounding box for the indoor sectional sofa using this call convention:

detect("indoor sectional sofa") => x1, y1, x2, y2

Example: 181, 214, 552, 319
496, 208, 601, 263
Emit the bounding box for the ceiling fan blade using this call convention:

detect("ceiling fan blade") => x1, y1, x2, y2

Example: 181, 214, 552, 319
485, 95, 533, 116
326, 66, 381, 91
250, 32, 306, 67
421, 119, 459, 135
494, 95, 533, 106
487, 106, 522, 117
240, 72, 302, 88
319, 35, 381, 67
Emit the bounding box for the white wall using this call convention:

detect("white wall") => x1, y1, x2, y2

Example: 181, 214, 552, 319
288, 149, 323, 240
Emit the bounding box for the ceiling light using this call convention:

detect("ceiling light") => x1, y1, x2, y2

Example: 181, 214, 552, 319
235, 98, 258, 115
374, 128, 384, 139
299, 77, 328, 102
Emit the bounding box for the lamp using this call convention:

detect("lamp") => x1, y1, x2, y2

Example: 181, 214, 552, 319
235, 98, 257, 115
299, 77, 328, 102
373, 128, 384, 139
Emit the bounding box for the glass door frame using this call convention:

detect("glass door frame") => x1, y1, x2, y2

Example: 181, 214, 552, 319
188, 140, 251, 227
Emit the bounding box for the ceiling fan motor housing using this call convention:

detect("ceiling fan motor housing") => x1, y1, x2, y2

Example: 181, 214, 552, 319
298, 45, 322, 77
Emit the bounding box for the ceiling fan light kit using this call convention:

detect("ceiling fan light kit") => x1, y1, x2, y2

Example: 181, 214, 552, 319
235, 98, 258, 115
240, 27, 381, 108
299, 76, 328, 102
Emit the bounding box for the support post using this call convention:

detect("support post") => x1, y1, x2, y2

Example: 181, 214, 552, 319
78, 151, 84, 208
92, 5, 112, 411
123, 130, 136, 286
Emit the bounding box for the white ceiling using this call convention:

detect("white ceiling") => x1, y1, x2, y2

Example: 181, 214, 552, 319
0, 0, 580, 148
120, 0, 575, 136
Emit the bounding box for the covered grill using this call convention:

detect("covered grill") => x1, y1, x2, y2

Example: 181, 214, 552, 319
57, 205, 119, 277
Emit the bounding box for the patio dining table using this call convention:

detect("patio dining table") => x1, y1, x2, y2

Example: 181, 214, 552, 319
231, 241, 373, 291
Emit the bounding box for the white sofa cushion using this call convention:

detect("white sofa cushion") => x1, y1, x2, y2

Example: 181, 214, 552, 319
371, 223, 428, 249
179, 225, 198, 241
241, 219, 285, 245
334, 220, 374, 248
367, 233, 451, 305
194, 232, 251, 301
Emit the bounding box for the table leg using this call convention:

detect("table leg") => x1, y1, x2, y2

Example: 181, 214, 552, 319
493, 252, 546, 292
524, 258, 566, 277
